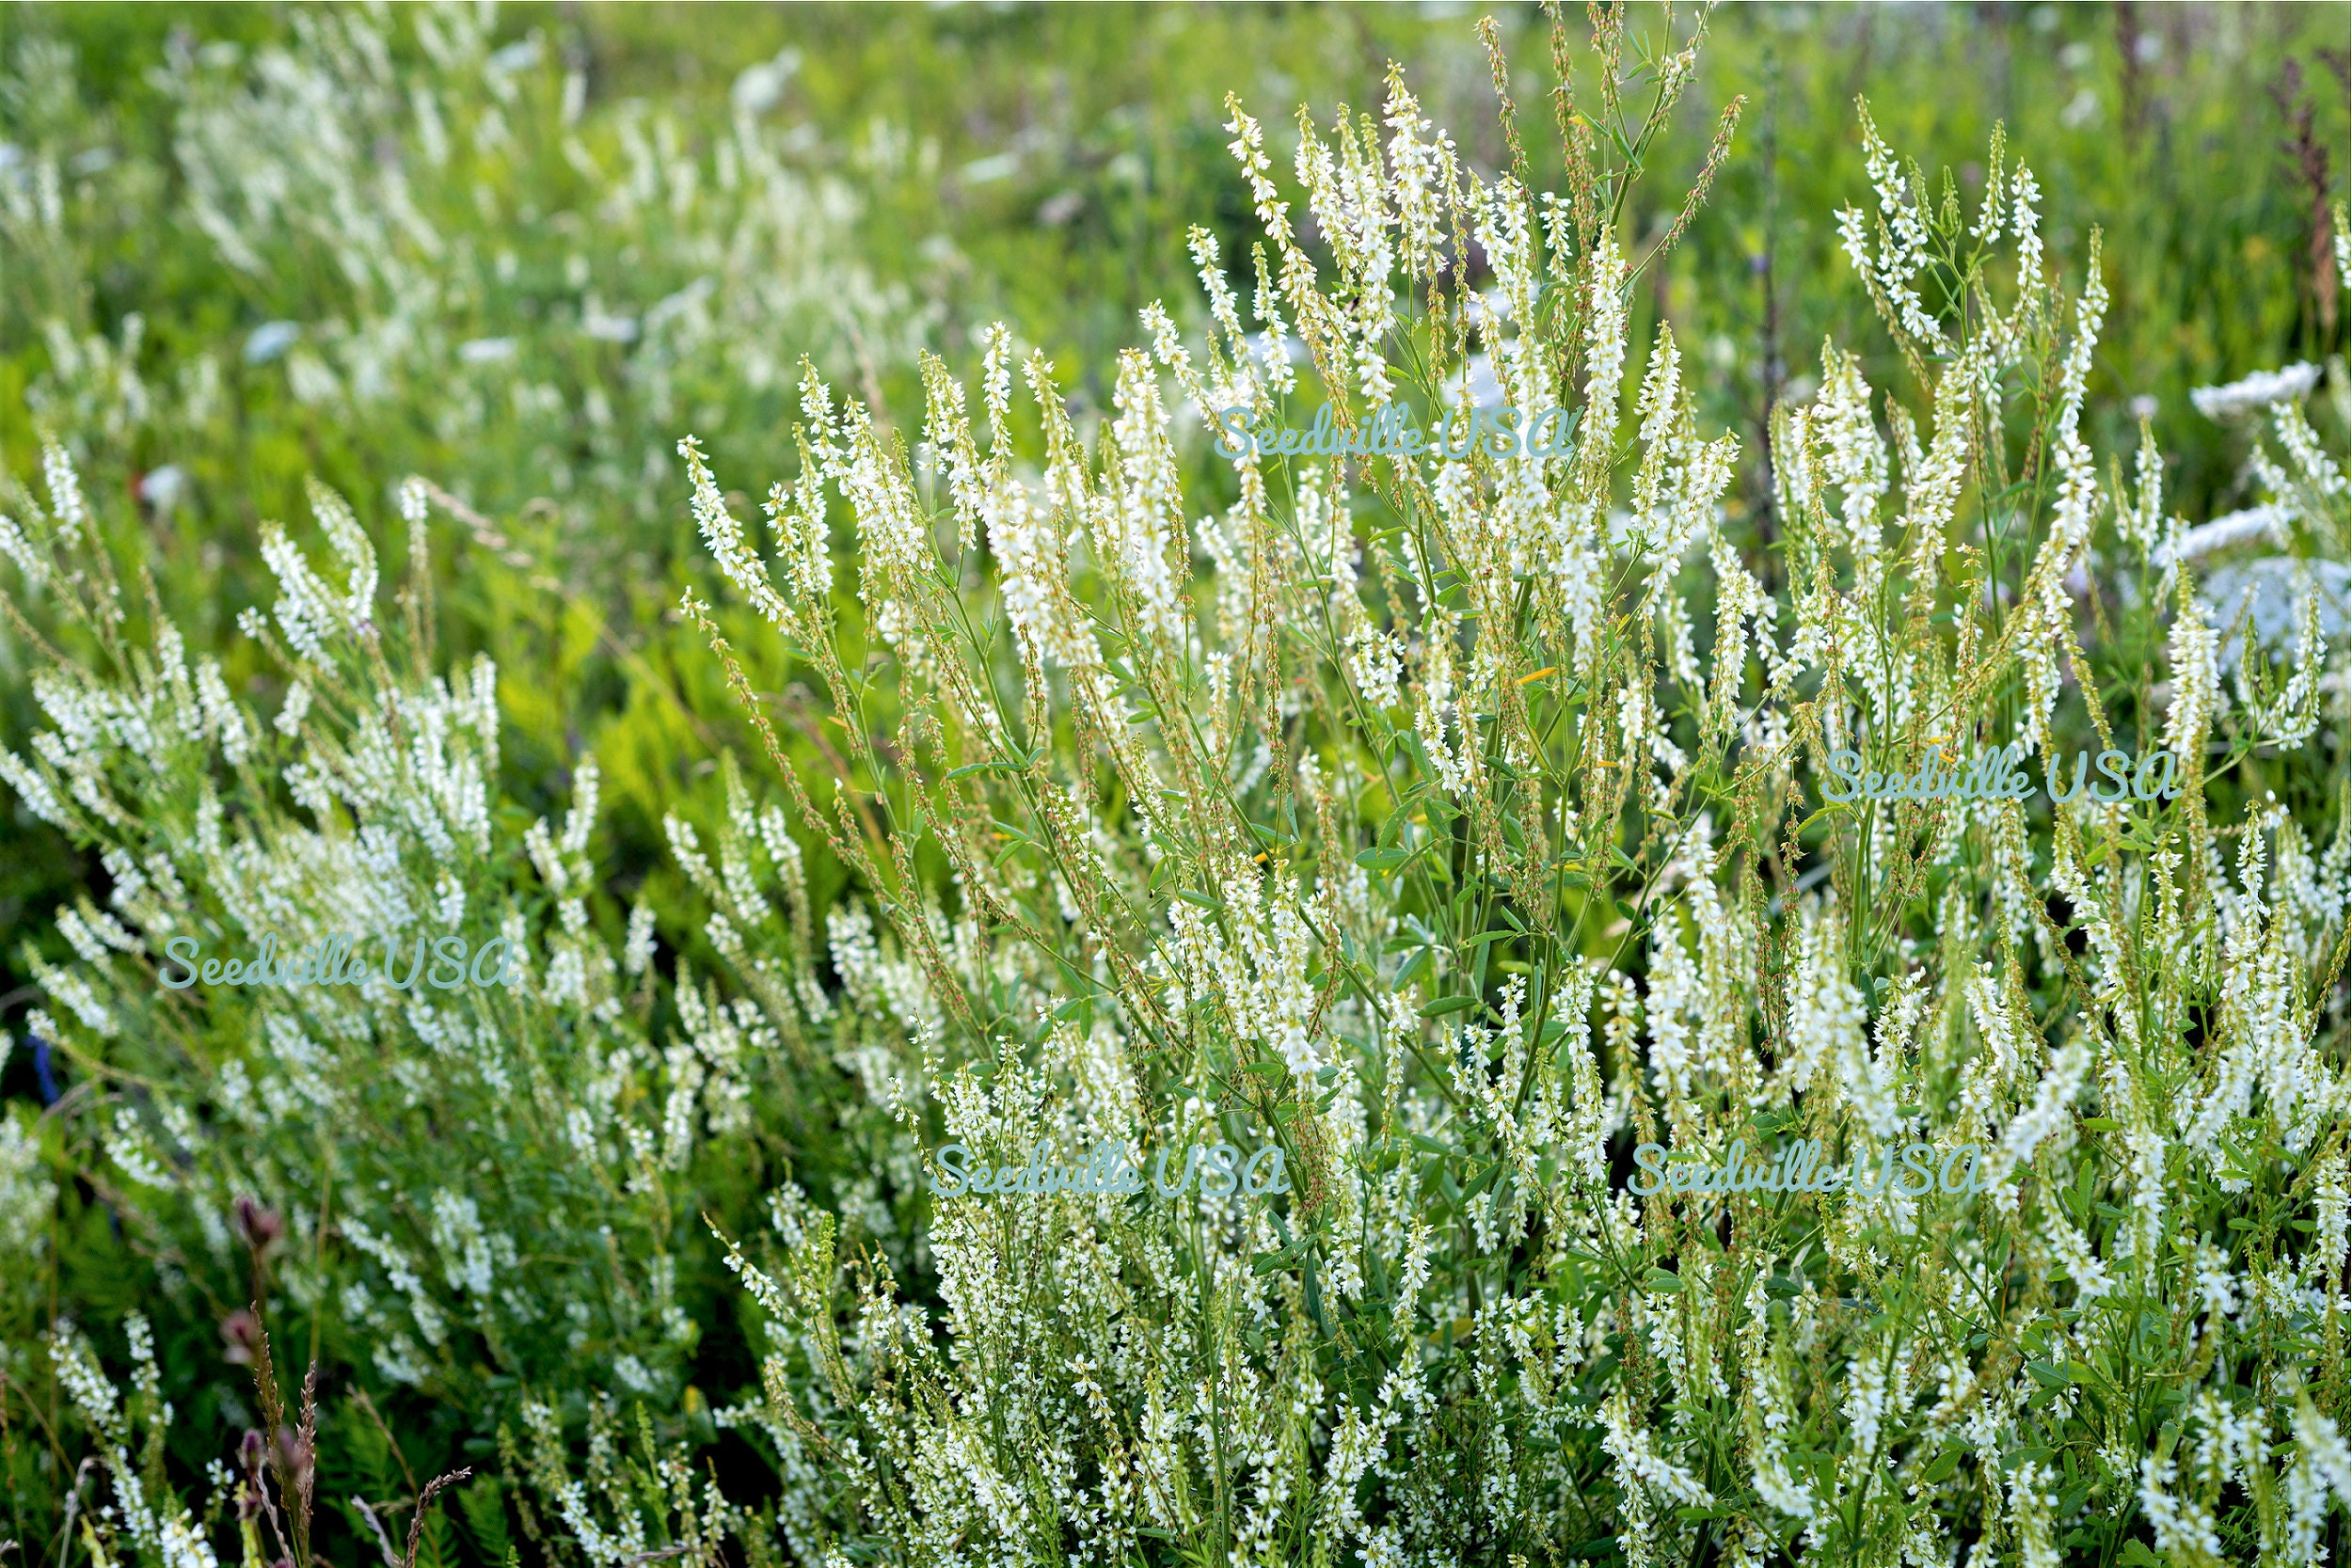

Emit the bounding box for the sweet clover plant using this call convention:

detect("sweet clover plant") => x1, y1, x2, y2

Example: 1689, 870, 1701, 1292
3, 7, 2348, 1567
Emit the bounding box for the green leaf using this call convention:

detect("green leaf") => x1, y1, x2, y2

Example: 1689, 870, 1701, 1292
1175, 889, 1220, 911
2070, 1160, 2096, 1223
2078, 1117, 2122, 1132
455, 1476, 513, 1567
2116, 1542, 2162, 1568
946, 758, 1021, 780
1921, 1449, 1962, 1483
1420, 994, 1478, 1019
1355, 847, 1410, 871
2026, 1360, 2069, 1389
1645, 1268, 1685, 1294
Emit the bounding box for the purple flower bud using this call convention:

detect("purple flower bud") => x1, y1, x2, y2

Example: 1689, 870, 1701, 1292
232, 1196, 285, 1254
221, 1308, 262, 1366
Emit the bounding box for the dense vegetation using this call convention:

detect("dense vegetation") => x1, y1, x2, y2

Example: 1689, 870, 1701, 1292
1, 5, 2345, 1565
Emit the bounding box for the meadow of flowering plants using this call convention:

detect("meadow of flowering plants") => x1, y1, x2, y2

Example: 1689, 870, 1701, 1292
3, 0, 2344, 985
2, 3, 2351, 1567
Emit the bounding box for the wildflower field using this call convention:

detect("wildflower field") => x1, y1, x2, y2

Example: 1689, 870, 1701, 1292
2, 4, 2349, 1565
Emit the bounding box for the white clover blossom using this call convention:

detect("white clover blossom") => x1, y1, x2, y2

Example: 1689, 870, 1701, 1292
680, 435, 787, 626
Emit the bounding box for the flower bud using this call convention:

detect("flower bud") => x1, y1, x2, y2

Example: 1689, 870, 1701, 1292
221, 1307, 262, 1365
231, 1196, 284, 1255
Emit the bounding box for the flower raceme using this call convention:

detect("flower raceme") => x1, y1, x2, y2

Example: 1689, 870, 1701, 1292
155, 930, 523, 991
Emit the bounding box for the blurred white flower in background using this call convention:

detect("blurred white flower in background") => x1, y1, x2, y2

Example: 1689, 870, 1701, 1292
2190, 361, 2319, 421
2154, 504, 2291, 568
731, 47, 802, 119
242, 320, 298, 364
135, 463, 186, 511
